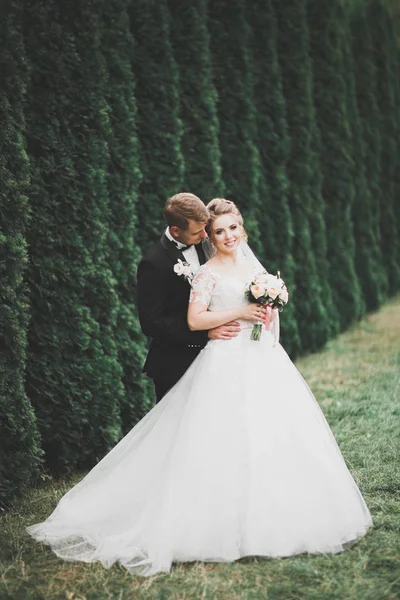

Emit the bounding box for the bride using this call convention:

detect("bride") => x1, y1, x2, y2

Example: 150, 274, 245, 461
28, 198, 372, 576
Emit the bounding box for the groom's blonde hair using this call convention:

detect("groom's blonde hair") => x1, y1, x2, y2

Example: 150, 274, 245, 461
164, 193, 209, 230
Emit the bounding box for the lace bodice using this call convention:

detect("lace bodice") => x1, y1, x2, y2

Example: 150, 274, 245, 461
189, 243, 280, 342
189, 262, 257, 312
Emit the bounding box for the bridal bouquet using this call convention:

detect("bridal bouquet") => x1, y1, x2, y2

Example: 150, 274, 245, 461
245, 271, 289, 341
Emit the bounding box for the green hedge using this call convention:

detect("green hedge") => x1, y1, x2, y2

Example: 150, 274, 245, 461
129, 0, 184, 251
102, 0, 154, 433
24, 0, 123, 473
368, 0, 400, 295
208, 0, 265, 259
350, 2, 388, 310
273, 0, 332, 352
0, 0, 42, 506
246, 0, 300, 356
308, 1, 365, 330
168, 0, 224, 200
0, 0, 399, 504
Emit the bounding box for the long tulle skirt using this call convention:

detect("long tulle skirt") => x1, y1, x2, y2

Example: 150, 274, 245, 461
28, 330, 372, 576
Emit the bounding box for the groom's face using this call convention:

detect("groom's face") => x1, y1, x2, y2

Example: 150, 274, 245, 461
171, 220, 208, 246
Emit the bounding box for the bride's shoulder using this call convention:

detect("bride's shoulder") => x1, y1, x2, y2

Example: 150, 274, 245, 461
201, 259, 225, 278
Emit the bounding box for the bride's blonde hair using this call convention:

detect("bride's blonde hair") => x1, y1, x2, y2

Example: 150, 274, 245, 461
206, 198, 247, 241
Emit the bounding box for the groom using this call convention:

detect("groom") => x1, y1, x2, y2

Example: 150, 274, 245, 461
137, 192, 240, 402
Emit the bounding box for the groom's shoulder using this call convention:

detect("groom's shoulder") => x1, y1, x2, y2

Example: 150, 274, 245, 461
140, 239, 163, 262
138, 238, 170, 271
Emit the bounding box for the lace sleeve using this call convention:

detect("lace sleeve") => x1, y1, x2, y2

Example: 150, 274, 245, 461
189, 266, 217, 307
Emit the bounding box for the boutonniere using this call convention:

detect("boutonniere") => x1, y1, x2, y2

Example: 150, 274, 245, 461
173, 259, 194, 284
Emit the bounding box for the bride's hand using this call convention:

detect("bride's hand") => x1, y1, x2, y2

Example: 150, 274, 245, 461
240, 303, 267, 322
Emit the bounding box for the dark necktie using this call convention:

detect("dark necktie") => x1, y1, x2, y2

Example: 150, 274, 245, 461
172, 241, 193, 251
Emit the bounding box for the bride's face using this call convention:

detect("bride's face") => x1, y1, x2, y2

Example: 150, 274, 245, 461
211, 214, 243, 254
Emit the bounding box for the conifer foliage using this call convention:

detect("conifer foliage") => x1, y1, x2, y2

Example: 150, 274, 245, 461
102, 0, 154, 432
350, 2, 388, 308
307, 1, 365, 330
246, 0, 300, 357
129, 0, 184, 251
368, 0, 400, 295
0, 0, 42, 506
272, 0, 331, 351
0, 0, 400, 501
208, 0, 265, 259
341, 3, 385, 311
24, 0, 123, 473
168, 0, 224, 201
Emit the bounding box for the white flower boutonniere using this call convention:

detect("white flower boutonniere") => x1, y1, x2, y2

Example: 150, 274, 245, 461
173, 259, 194, 284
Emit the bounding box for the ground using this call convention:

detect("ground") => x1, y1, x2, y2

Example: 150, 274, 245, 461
1, 298, 399, 600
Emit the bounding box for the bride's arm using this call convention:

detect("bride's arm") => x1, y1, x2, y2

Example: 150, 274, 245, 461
188, 301, 265, 331
188, 266, 266, 331
188, 302, 242, 331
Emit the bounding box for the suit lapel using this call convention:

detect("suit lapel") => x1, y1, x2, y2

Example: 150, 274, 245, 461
160, 233, 210, 267
160, 232, 187, 264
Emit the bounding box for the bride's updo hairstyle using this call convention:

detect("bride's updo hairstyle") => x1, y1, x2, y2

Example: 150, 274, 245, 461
206, 198, 247, 241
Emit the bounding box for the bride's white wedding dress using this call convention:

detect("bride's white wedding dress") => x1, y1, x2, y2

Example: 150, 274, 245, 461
28, 247, 372, 576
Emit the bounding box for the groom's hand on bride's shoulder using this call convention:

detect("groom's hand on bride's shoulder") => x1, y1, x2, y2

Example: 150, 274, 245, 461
208, 322, 241, 341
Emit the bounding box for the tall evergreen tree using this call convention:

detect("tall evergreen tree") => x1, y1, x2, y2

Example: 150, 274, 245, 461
24, 0, 123, 473
272, 0, 332, 351
350, 2, 388, 304
208, 0, 265, 260
0, 0, 42, 506
168, 0, 224, 200
341, 1, 387, 310
368, 0, 400, 295
245, 0, 300, 357
129, 0, 184, 251
391, 23, 400, 284
307, 0, 365, 329
102, 0, 154, 432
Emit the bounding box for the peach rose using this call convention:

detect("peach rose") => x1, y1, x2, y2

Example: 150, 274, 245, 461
267, 286, 279, 300
250, 284, 266, 299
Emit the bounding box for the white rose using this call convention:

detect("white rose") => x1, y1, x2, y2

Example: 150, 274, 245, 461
173, 259, 185, 276
279, 288, 289, 303
265, 274, 278, 288
255, 272, 269, 284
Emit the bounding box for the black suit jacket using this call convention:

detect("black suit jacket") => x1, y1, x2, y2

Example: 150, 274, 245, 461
137, 233, 209, 388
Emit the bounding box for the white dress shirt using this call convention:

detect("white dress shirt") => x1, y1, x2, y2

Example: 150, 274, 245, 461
165, 227, 200, 271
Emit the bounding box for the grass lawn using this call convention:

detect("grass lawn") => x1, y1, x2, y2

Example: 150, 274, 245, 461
1, 298, 399, 600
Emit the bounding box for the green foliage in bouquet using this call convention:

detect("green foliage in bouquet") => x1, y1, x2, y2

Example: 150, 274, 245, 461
208, 0, 265, 261
246, 0, 300, 357
24, 0, 123, 473
0, 1, 42, 505
129, 0, 184, 251
102, 0, 154, 433
350, 3, 388, 307
368, 0, 400, 296
272, 0, 331, 352
307, 0, 365, 330
168, 0, 224, 201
